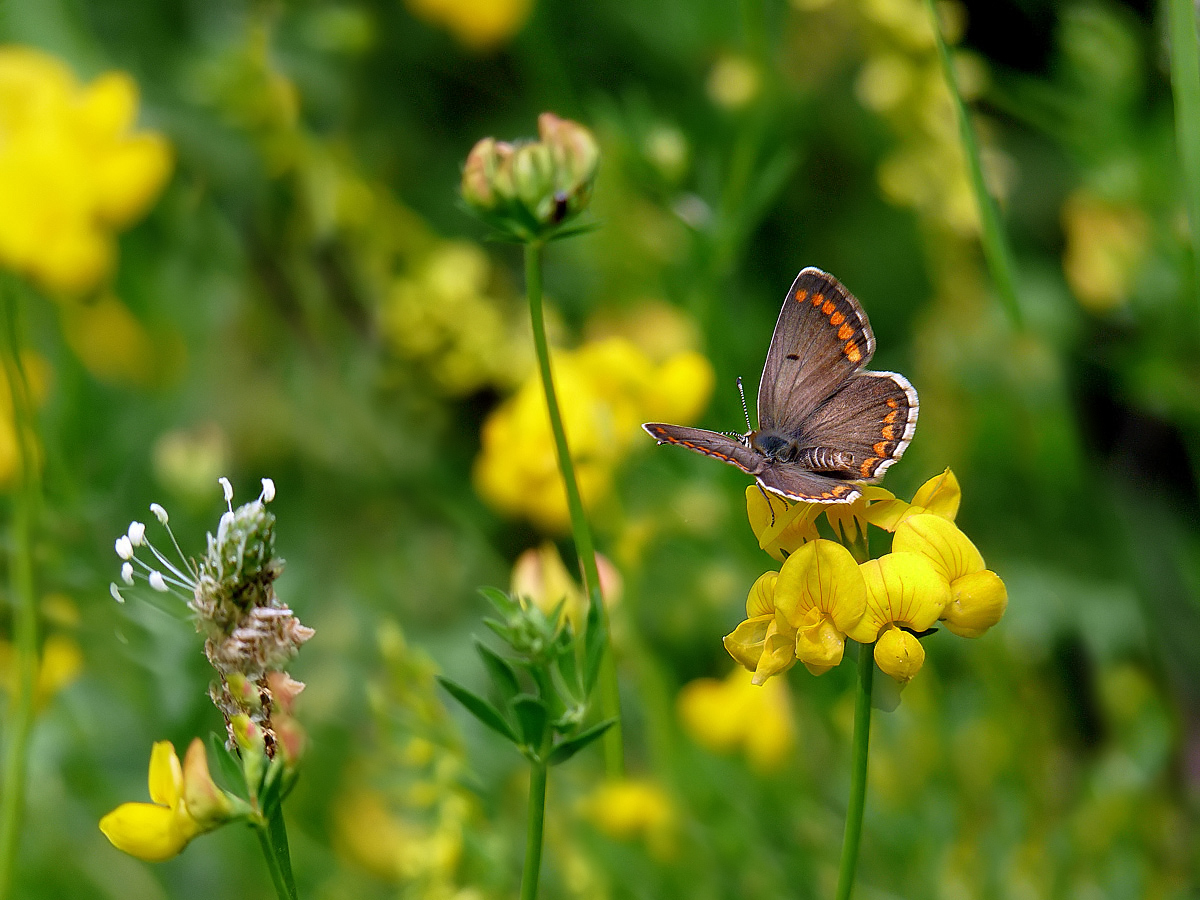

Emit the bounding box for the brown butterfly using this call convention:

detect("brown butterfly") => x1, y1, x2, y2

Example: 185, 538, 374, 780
643, 268, 917, 504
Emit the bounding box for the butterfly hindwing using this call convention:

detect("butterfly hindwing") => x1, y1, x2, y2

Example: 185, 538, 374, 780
798, 371, 918, 482
642, 423, 765, 475
757, 268, 875, 435
755, 466, 861, 504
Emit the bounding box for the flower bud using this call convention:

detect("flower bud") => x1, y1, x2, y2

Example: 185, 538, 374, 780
873, 625, 925, 685
181, 739, 234, 829
538, 112, 599, 202
462, 137, 502, 209
512, 141, 556, 221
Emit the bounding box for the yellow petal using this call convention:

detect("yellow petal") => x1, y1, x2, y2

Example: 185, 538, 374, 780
746, 570, 778, 617
99, 802, 194, 862
909, 468, 961, 520
943, 569, 1008, 638
147, 741, 182, 807
873, 625, 925, 685
893, 513, 984, 583
722, 614, 773, 671
793, 611, 845, 673
773, 539, 866, 633
849, 552, 949, 643
745, 486, 818, 562
751, 622, 797, 685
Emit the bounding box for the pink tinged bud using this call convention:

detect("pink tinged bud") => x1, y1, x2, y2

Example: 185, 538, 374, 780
226, 673, 260, 708
115, 535, 134, 560
273, 715, 306, 767
538, 112, 600, 195
266, 671, 306, 714
181, 739, 233, 829
462, 137, 500, 209
231, 714, 265, 756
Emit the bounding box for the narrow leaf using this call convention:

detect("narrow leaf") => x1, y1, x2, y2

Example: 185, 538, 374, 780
437, 676, 518, 743
478, 586, 517, 616
510, 694, 548, 748
476, 640, 521, 701
547, 719, 616, 767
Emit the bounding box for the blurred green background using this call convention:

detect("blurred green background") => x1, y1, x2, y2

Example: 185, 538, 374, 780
1, 0, 1198, 897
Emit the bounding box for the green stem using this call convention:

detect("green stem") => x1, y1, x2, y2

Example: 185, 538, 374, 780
834, 642, 874, 900
519, 755, 550, 900
1169, 0, 1200, 319
253, 806, 298, 900
0, 277, 39, 900
924, 0, 1023, 329
522, 242, 623, 776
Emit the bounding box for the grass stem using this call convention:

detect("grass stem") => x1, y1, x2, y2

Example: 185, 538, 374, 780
834, 642, 875, 900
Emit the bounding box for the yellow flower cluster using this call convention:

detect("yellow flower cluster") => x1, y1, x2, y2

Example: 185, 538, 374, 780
725, 470, 1006, 686
475, 336, 714, 532
382, 242, 528, 395
580, 778, 676, 859
405, 0, 533, 49
99, 740, 236, 861
676, 666, 794, 771
0, 47, 171, 293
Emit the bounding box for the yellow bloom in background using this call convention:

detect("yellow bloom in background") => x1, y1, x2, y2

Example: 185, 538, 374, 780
0, 632, 83, 710
677, 666, 795, 771
848, 552, 949, 685
1061, 190, 1148, 313
580, 778, 676, 859
0, 350, 51, 489
99, 739, 233, 861
892, 513, 1007, 638
0, 47, 172, 293
58, 293, 183, 388
475, 336, 713, 532
405, 0, 534, 49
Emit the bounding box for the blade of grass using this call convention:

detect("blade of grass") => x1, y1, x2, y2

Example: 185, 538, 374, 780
1169, 0, 1200, 319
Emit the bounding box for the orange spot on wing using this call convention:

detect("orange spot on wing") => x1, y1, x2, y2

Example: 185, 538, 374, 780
873, 441, 889, 456
830, 311, 845, 326
883, 411, 897, 424
860, 459, 875, 477
682, 441, 696, 448
882, 425, 895, 440
811, 292, 825, 307
795, 289, 808, 303
820, 491, 832, 498
886, 398, 898, 409
837, 323, 853, 340
821, 300, 836, 315
844, 341, 862, 363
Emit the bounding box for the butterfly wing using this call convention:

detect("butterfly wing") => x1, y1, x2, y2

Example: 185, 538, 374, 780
799, 371, 918, 482
755, 466, 862, 504
757, 268, 876, 434
642, 423, 766, 474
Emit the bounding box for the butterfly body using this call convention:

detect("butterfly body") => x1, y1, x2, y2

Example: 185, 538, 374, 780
643, 268, 918, 505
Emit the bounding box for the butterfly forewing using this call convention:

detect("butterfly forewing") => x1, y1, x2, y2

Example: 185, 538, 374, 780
642, 424, 765, 475
800, 371, 918, 481
757, 268, 875, 434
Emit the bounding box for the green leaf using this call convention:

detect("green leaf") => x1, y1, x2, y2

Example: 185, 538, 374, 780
547, 719, 616, 767
483, 618, 518, 647
556, 639, 582, 700
476, 639, 521, 701
478, 586, 517, 616
208, 733, 245, 797
510, 694, 548, 748
437, 676, 519, 744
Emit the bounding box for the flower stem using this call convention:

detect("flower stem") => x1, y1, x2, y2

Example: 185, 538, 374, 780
254, 806, 298, 900
519, 756, 550, 900
924, 0, 1023, 330
0, 277, 40, 900
1168, 0, 1200, 319
522, 241, 623, 776
834, 641, 875, 900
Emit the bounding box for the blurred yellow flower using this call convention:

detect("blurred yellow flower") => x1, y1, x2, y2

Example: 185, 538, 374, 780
707, 55, 761, 110
59, 293, 182, 387
475, 336, 714, 531
0, 47, 172, 293
1061, 190, 1148, 312
580, 778, 675, 859
0, 350, 50, 489
0, 632, 82, 709
677, 666, 795, 771
406, 0, 533, 49
99, 739, 233, 861
152, 423, 231, 504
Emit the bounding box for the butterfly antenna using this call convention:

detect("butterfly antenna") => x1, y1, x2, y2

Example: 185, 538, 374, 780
737, 377, 753, 432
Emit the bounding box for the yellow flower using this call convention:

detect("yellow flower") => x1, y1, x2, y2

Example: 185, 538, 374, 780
1061, 190, 1148, 313
59, 293, 181, 387
581, 778, 675, 858
774, 539, 867, 675
475, 336, 713, 531
848, 552, 949, 684
99, 739, 233, 861
0, 47, 171, 293
0, 632, 82, 709
406, 0, 533, 49
746, 484, 900, 559
861, 467, 961, 531
892, 513, 1007, 638
677, 666, 795, 771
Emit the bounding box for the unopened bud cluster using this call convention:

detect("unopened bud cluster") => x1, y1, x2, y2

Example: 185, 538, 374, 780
112, 478, 312, 762
461, 112, 599, 241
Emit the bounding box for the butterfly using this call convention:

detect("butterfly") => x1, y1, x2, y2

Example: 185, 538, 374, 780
643, 267, 918, 505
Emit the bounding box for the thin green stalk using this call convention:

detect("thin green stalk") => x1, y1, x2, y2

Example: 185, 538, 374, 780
924, 0, 1023, 329
523, 241, 623, 775
253, 811, 298, 900
0, 278, 39, 900
834, 641, 875, 900
1169, 0, 1200, 318
519, 755, 549, 900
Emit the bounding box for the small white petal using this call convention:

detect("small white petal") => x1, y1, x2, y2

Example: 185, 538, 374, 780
148, 571, 168, 592
115, 536, 134, 560
150, 503, 169, 525
121, 562, 134, 585
127, 521, 146, 546
219, 477, 234, 503
110, 583, 125, 603
260, 478, 275, 503
217, 510, 235, 544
